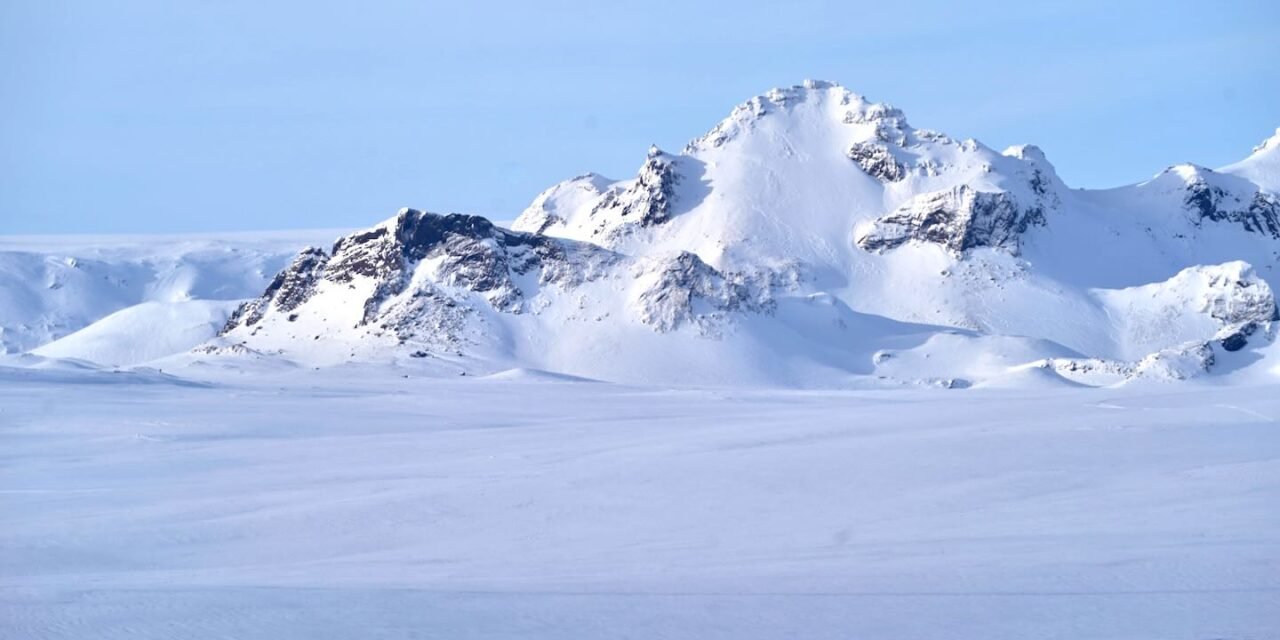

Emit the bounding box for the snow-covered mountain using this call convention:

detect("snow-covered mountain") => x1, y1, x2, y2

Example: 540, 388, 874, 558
8, 81, 1279, 387
0, 232, 335, 364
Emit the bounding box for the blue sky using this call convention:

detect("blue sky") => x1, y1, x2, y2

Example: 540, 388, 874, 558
3, 0, 1277, 234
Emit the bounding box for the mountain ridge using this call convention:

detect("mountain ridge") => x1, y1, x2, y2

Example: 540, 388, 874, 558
7, 81, 1279, 388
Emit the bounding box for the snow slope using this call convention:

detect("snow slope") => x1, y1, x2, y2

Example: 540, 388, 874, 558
1221, 127, 1280, 192
2, 369, 1277, 639
31, 300, 240, 368
0, 231, 341, 356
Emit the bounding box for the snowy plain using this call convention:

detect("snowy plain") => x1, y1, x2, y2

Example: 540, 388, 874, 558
2, 364, 1278, 639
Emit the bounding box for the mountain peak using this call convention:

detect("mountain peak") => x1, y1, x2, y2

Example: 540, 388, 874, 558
686, 81, 906, 153
800, 78, 838, 90
1252, 128, 1280, 156
1220, 127, 1280, 194
1003, 144, 1047, 163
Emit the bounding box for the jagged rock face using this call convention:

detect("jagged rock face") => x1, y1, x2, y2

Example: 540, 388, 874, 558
375, 283, 475, 345
590, 147, 681, 231
324, 211, 530, 317
223, 209, 617, 340
339, 209, 618, 315
633, 252, 775, 333
1195, 262, 1278, 327
1183, 178, 1280, 237
1160, 284, 1277, 371
1218, 322, 1260, 352
687, 80, 926, 158
514, 148, 684, 246
855, 186, 1047, 255
838, 95, 959, 183
225, 247, 328, 330
847, 142, 905, 183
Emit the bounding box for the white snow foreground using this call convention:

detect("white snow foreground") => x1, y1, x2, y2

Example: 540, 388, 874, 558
1, 368, 1277, 639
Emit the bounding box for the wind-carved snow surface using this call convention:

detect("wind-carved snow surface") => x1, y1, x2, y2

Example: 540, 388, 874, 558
2, 370, 1278, 639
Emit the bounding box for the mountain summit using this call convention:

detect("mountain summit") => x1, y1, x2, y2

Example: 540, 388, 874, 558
1221, 127, 1280, 193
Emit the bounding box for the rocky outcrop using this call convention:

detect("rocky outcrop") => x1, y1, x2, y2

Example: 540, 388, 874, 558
1167, 163, 1280, 239
855, 186, 1047, 255
633, 252, 775, 333
853, 141, 1064, 256
223, 209, 617, 339
1130, 342, 1217, 381
1178, 168, 1280, 237
374, 282, 476, 346
1044, 341, 1227, 385
1043, 263, 1277, 383
1193, 261, 1278, 328
225, 247, 328, 330
1218, 322, 1262, 352
844, 102, 912, 146
513, 148, 688, 245
1199, 263, 1278, 353
847, 141, 905, 183
590, 147, 682, 231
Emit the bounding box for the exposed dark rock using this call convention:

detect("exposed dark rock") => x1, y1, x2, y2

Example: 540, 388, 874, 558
1220, 331, 1249, 352
847, 142, 905, 182
1028, 167, 1051, 197
1218, 321, 1264, 352
377, 283, 476, 346
1132, 343, 1216, 380
635, 252, 775, 332
222, 209, 617, 340
1184, 178, 1280, 237
856, 186, 1047, 255
1196, 265, 1278, 327
590, 147, 681, 229
223, 247, 328, 331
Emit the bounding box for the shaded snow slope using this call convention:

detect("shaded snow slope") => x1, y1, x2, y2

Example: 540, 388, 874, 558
32, 300, 240, 368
